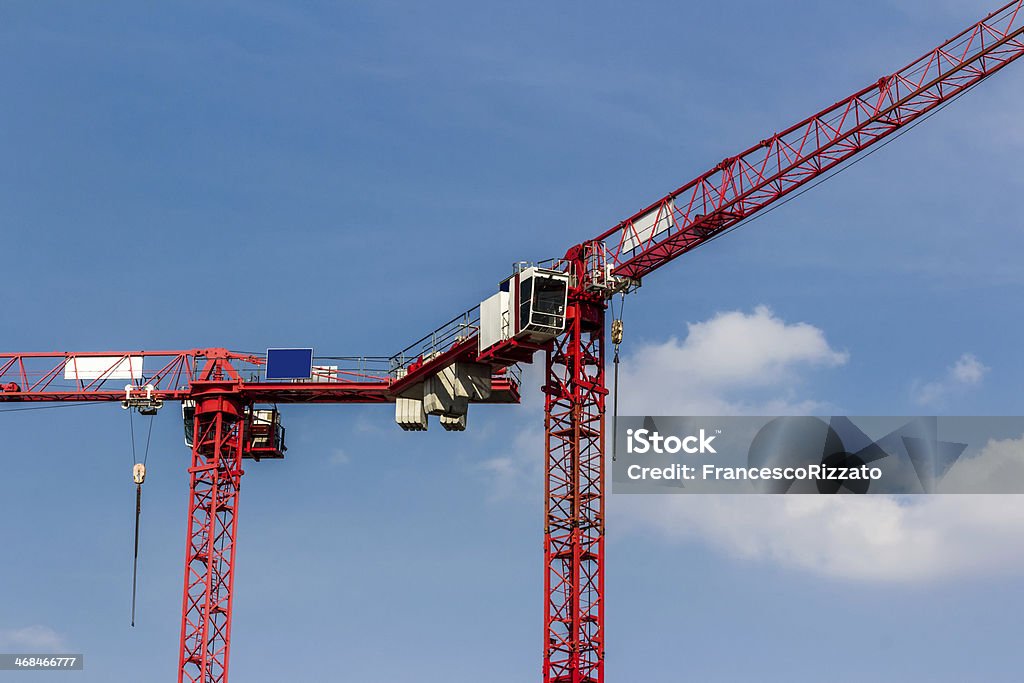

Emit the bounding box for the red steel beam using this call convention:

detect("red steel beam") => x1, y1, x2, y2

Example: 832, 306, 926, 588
0, 348, 518, 405
597, 1, 1024, 283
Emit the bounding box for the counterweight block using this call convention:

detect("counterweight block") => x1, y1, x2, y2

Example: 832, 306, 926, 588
395, 362, 491, 431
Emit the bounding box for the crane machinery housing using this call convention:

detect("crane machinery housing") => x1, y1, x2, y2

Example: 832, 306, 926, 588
2, 2, 1023, 682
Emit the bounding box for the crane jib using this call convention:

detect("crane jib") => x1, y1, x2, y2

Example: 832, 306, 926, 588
602, 1, 1024, 282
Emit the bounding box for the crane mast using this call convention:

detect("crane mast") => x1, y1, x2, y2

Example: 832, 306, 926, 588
2, 3, 1023, 681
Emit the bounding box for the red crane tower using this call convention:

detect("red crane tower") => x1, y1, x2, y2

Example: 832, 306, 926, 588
2, 2, 1023, 681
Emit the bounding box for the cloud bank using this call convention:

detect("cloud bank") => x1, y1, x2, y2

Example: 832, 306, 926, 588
618, 305, 848, 415
483, 305, 1021, 583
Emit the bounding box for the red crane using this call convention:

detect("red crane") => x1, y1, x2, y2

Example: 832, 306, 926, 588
0, 347, 520, 682
2, 2, 1023, 681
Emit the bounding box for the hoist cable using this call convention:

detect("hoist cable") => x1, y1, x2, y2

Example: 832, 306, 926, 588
612, 352, 619, 462
143, 414, 155, 466
128, 408, 137, 466
127, 408, 155, 627
610, 292, 626, 462
131, 483, 142, 627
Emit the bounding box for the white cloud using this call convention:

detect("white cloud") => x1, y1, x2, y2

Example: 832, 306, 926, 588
617, 305, 848, 415
615, 493, 1024, 583
939, 433, 1024, 494
613, 329, 1021, 583
0, 625, 67, 651
479, 307, 1024, 583
614, 337, 1016, 583
952, 353, 988, 384
913, 352, 989, 406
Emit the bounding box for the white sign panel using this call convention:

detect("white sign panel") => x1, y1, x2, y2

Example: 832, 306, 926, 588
310, 365, 339, 382
620, 200, 677, 253
63, 356, 144, 381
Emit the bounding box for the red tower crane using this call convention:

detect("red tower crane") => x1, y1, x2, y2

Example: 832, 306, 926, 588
0, 346, 520, 683
2, 2, 1023, 682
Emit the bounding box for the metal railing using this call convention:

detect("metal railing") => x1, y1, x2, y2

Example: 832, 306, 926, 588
388, 305, 481, 376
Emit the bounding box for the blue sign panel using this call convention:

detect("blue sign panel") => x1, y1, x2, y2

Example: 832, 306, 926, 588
265, 348, 314, 380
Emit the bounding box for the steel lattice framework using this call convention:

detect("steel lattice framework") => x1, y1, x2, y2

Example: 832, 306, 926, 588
179, 388, 245, 683
598, 1, 1024, 282
543, 263, 607, 682
2, 3, 1023, 681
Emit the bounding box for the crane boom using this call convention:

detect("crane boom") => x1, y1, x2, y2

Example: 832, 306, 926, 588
0, 348, 519, 405
598, 1, 1024, 283
316, 2, 1024, 393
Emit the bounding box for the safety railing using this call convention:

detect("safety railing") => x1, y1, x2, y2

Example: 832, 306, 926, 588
387, 306, 481, 376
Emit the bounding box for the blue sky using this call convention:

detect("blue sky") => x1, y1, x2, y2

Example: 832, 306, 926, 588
2, 1, 1024, 681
